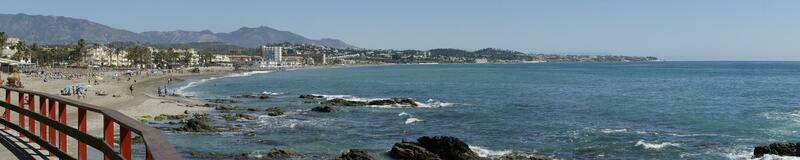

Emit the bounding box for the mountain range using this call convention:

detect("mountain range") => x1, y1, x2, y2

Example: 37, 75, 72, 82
0, 13, 355, 48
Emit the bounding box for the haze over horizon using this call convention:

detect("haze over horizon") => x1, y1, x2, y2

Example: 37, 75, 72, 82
3, 0, 800, 61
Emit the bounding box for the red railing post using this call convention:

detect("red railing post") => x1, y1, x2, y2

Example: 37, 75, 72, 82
4, 89, 9, 130
27, 94, 34, 137
58, 102, 67, 152
120, 126, 132, 160
103, 116, 114, 160
146, 151, 153, 160
18, 92, 25, 140
78, 108, 87, 160
48, 99, 56, 148
38, 97, 47, 150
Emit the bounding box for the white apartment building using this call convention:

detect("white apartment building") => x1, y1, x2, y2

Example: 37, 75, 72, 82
84, 46, 131, 67
261, 46, 283, 66
173, 48, 201, 66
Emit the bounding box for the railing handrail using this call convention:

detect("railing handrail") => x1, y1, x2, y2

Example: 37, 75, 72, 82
0, 86, 181, 160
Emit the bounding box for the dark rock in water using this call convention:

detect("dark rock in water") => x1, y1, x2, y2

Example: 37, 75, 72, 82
188, 151, 229, 159
266, 148, 304, 158
311, 106, 336, 113
246, 108, 262, 112
393, 97, 419, 107
416, 136, 481, 160
364, 98, 418, 107
232, 94, 270, 99
325, 98, 368, 106
333, 149, 374, 160
233, 153, 249, 160
231, 94, 257, 99
179, 118, 217, 132
529, 156, 552, 160
206, 98, 240, 104
299, 94, 323, 99
754, 143, 800, 157
367, 99, 396, 106
214, 105, 236, 111
389, 141, 442, 160
222, 113, 256, 121
265, 107, 284, 116
500, 153, 552, 160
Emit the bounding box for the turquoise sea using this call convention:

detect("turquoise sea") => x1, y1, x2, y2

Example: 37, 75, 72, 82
166, 62, 800, 159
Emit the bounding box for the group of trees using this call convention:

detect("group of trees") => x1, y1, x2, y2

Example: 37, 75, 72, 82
0, 34, 218, 68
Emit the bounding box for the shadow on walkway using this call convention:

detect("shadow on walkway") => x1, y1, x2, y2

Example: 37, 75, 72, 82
0, 129, 50, 160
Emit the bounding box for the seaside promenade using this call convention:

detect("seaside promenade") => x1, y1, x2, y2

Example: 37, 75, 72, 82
0, 67, 232, 159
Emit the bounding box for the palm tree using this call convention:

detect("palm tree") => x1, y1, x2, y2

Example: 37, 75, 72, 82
29, 43, 41, 64
12, 41, 29, 62
0, 32, 7, 48
200, 53, 214, 66
69, 39, 86, 65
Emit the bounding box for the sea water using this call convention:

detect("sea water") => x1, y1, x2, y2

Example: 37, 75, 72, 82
166, 62, 800, 159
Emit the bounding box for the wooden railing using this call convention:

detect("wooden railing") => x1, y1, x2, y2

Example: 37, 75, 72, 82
0, 86, 181, 160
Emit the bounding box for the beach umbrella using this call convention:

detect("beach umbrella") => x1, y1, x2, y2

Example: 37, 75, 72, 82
77, 83, 92, 88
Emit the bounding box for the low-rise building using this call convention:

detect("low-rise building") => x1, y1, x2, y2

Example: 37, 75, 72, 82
84, 46, 131, 67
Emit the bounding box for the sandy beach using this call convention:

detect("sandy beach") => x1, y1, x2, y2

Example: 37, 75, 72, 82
0, 67, 240, 159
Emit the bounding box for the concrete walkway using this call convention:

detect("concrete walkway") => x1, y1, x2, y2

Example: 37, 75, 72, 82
0, 128, 50, 160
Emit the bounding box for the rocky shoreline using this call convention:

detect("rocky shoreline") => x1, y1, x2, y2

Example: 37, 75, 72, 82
135, 91, 552, 160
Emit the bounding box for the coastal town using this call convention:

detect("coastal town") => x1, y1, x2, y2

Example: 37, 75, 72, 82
0, 31, 661, 160
0, 32, 659, 72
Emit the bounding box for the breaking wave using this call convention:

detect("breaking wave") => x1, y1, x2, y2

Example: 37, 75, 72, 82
469, 146, 512, 158
175, 71, 273, 95
635, 140, 681, 150
405, 118, 423, 124
312, 94, 457, 108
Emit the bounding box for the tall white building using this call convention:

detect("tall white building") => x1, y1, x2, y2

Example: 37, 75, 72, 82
261, 46, 283, 65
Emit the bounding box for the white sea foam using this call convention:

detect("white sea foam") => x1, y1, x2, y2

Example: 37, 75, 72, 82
313, 94, 457, 108
761, 110, 800, 123
760, 154, 800, 160
469, 146, 512, 158
600, 128, 629, 134
175, 70, 272, 95
405, 118, 423, 124
398, 112, 409, 117
635, 140, 681, 150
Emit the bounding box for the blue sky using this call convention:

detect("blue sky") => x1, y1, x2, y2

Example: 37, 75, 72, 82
3, 0, 800, 60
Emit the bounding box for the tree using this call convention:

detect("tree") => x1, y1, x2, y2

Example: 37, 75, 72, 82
179, 52, 193, 66
11, 41, 29, 61
0, 32, 7, 48
69, 39, 87, 65
125, 46, 152, 68
200, 53, 214, 66
29, 43, 42, 64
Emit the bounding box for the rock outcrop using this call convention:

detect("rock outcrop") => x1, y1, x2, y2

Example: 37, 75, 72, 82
389, 141, 442, 160
367, 98, 418, 107
389, 136, 481, 160
299, 94, 324, 99
325, 97, 419, 107
266, 148, 303, 158
311, 106, 336, 113
179, 117, 217, 132
333, 149, 374, 160
206, 98, 240, 104
754, 143, 800, 158
325, 98, 368, 106
265, 107, 284, 116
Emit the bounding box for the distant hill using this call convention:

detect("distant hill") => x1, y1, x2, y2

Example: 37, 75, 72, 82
0, 13, 355, 48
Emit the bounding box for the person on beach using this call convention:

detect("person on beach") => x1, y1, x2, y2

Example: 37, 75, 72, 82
130, 84, 135, 95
